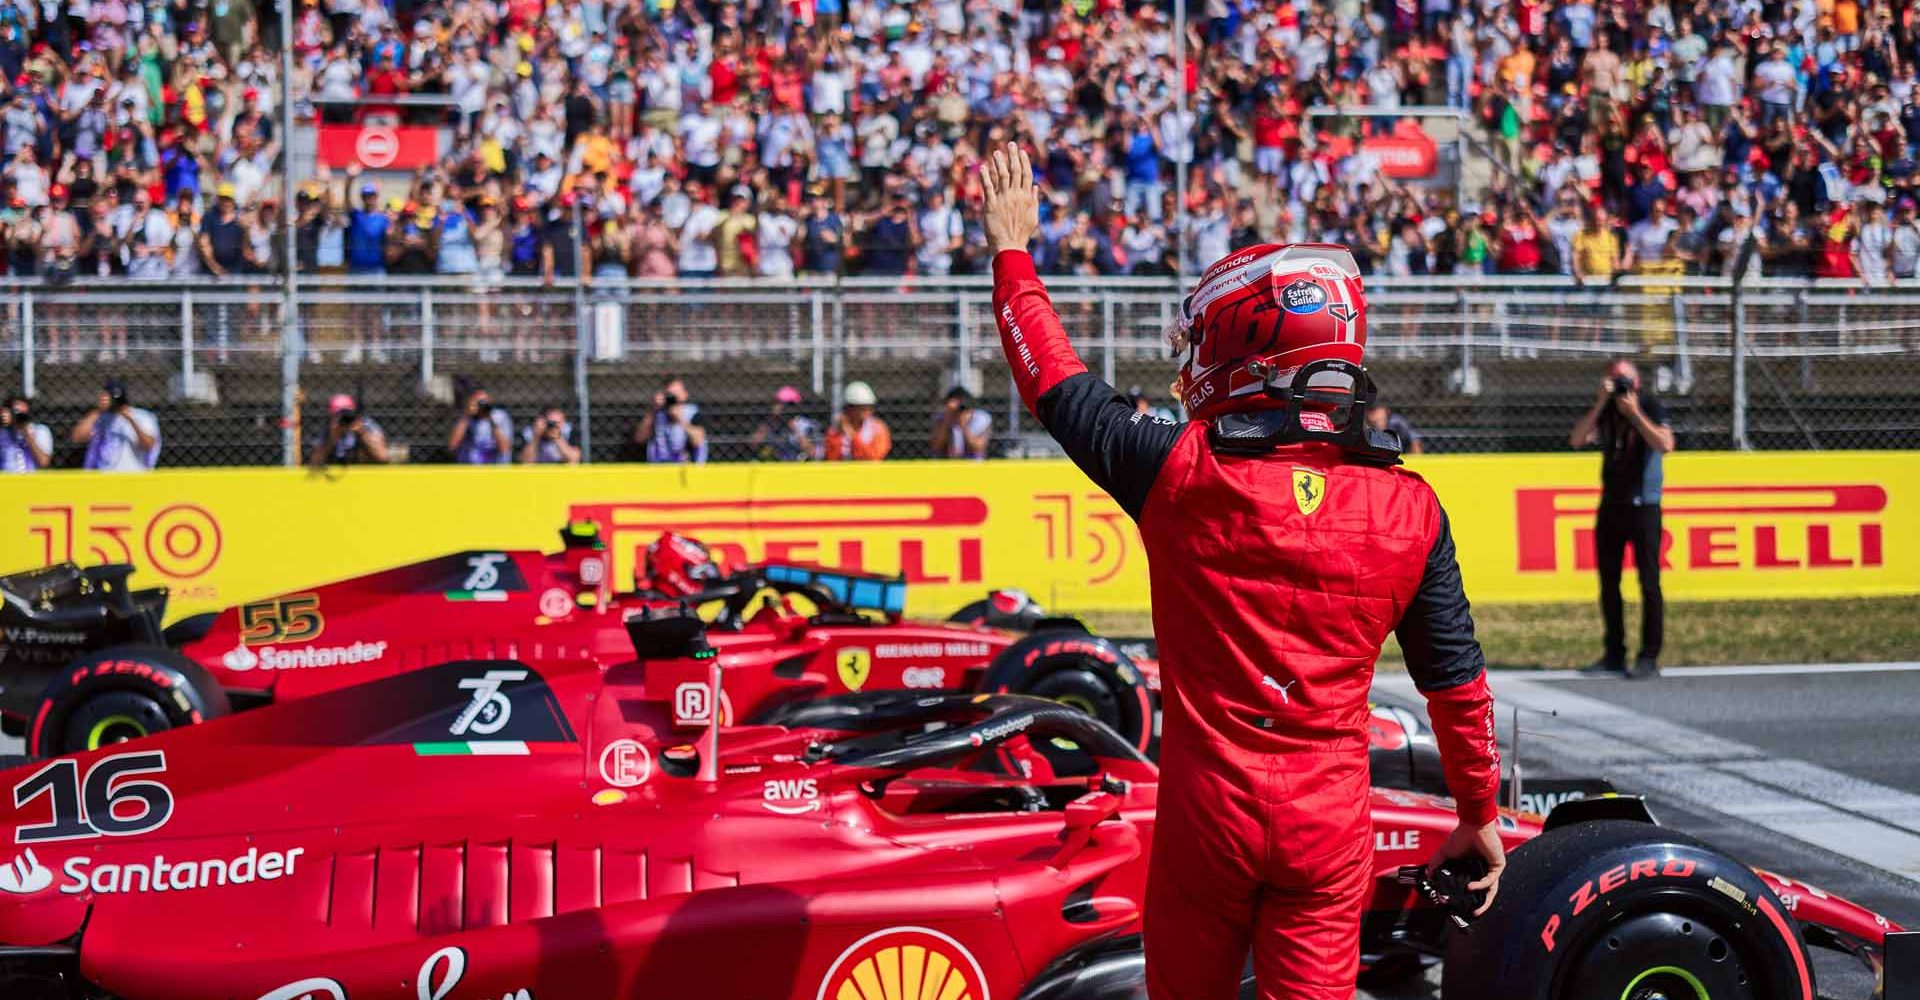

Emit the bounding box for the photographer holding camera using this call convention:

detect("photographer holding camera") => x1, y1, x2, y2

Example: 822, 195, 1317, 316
0, 395, 52, 472
635, 377, 707, 464
518, 405, 582, 464
72, 379, 160, 471
309, 393, 390, 468
448, 387, 513, 465
1570, 360, 1677, 678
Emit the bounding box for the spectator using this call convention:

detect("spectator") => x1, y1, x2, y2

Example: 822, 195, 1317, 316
0, 394, 53, 472
1856, 201, 1894, 285
449, 388, 512, 465
750, 386, 818, 461
757, 195, 800, 279
344, 182, 390, 277
518, 405, 582, 465
862, 196, 916, 276
714, 188, 759, 278
825, 381, 891, 461
309, 393, 390, 467
1572, 204, 1622, 284
930, 386, 992, 460
1891, 200, 1920, 281
197, 184, 248, 277
801, 189, 846, 275
72, 379, 160, 471
1366, 402, 1426, 455
635, 377, 707, 464
1622, 198, 1678, 272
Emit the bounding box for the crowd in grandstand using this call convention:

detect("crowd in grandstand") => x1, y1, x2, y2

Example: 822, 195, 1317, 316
0, 0, 1912, 284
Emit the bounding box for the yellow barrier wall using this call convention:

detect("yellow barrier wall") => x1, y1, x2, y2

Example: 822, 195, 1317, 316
3, 452, 1912, 618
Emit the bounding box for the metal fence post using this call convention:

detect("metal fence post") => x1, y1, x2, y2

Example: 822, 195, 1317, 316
1458, 297, 1476, 395
420, 287, 436, 386
1731, 286, 1750, 451
1101, 292, 1116, 386
830, 291, 846, 415
1670, 291, 1692, 394
955, 294, 973, 391
20, 291, 33, 398
572, 278, 591, 460
1796, 289, 1812, 389
181, 288, 195, 383
809, 288, 825, 396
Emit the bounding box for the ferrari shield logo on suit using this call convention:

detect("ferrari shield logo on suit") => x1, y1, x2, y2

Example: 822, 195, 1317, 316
1293, 468, 1327, 517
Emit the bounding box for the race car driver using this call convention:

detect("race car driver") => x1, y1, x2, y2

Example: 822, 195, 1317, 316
979, 145, 1504, 999
637, 532, 725, 597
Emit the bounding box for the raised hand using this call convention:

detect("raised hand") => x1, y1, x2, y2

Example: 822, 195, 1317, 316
979, 142, 1040, 256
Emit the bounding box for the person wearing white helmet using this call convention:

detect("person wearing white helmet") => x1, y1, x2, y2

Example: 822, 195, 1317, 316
825, 380, 891, 460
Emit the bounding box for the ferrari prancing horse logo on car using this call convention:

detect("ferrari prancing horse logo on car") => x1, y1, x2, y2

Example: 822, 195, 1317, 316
815, 926, 990, 1000
836, 648, 872, 692
1293, 468, 1326, 517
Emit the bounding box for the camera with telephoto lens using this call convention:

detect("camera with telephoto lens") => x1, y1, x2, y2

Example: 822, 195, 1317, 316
474, 400, 493, 417
335, 408, 358, 427
1609, 375, 1635, 396
107, 384, 129, 408
660, 392, 682, 409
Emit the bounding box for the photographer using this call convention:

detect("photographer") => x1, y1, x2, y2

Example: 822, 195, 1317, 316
518, 405, 582, 465
1570, 360, 1676, 678
0, 394, 53, 472
634, 377, 707, 464
448, 387, 513, 465
929, 386, 992, 459
748, 386, 817, 461
309, 393, 390, 468
71, 379, 160, 471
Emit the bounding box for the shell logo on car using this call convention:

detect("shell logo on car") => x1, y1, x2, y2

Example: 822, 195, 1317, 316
816, 927, 989, 1000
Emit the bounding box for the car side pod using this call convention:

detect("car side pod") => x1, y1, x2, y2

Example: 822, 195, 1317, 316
1889, 931, 1920, 1000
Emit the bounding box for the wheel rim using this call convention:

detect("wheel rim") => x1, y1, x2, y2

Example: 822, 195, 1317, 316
1619, 966, 1711, 1000
1567, 911, 1753, 1000
1054, 693, 1099, 716
86, 713, 149, 749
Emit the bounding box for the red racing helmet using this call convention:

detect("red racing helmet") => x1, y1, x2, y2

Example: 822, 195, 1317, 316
1170, 243, 1367, 421
641, 532, 723, 597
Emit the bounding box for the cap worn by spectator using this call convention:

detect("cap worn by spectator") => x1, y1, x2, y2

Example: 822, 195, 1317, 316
844, 381, 878, 407
776, 386, 803, 404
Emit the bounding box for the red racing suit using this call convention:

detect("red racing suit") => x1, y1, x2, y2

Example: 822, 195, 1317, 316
992, 251, 1500, 999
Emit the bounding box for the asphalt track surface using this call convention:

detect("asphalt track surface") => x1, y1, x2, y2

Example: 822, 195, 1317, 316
1366, 662, 1920, 999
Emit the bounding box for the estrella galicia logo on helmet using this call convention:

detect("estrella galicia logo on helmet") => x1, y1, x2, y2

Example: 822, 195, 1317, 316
1280, 278, 1328, 315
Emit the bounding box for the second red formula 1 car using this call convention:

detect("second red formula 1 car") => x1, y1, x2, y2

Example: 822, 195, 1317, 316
0, 606, 1909, 1000
1, 525, 1157, 758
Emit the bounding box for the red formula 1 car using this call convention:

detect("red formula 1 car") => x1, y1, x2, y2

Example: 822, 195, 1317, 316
0, 609, 1909, 1000
0, 525, 1156, 759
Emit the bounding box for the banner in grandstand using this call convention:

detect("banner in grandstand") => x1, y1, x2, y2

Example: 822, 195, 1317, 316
1360, 131, 1440, 179
2, 453, 1913, 618
315, 124, 443, 172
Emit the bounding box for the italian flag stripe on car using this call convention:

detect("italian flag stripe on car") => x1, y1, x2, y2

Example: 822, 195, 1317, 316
413, 741, 533, 755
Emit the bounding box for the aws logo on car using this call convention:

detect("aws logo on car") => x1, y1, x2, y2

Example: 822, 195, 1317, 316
815, 926, 989, 1000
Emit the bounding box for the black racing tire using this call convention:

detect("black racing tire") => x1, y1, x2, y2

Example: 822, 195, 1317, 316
29, 646, 231, 758
980, 630, 1154, 755
1442, 820, 1815, 1000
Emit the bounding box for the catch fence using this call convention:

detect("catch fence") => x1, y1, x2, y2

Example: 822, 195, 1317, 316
2, 274, 1917, 467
